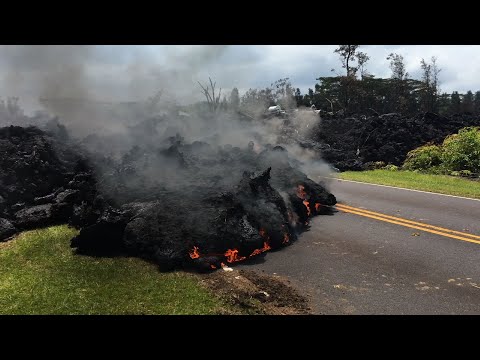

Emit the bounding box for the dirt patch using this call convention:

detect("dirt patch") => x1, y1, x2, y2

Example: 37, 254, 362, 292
0, 235, 16, 250
199, 268, 312, 315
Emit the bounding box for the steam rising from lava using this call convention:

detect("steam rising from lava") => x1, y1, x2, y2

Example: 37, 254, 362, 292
0, 45, 337, 271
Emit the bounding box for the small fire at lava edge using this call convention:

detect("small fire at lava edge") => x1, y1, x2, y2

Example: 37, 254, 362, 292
188, 182, 330, 270
64, 115, 337, 272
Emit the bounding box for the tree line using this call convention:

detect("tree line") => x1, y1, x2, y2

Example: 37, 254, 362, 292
226, 45, 480, 117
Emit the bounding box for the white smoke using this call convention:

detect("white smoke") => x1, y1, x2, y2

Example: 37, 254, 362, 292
0, 45, 335, 189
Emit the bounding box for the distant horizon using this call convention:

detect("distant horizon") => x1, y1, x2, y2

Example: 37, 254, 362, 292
1, 45, 480, 115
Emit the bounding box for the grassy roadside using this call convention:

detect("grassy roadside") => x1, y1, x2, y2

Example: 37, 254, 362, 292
0, 225, 238, 315
338, 170, 480, 199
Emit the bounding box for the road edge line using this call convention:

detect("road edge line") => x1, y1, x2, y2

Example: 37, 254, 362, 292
319, 176, 480, 202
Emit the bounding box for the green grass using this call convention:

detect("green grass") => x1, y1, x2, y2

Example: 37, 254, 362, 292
0, 225, 232, 315
339, 170, 480, 199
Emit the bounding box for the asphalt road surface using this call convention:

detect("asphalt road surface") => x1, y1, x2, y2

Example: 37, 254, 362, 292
239, 178, 480, 314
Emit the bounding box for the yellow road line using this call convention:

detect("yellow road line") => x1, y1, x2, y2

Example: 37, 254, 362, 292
336, 203, 480, 240
335, 205, 480, 246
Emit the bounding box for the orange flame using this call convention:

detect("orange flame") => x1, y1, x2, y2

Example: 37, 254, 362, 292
224, 248, 247, 263
296, 185, 307, 199
250, 241, 272, 256
189, 246, 200, 259
297, 184, 311, 216
248, 228, 272, 256
303, 200, 311, 216
315, 203, 321, 212
189, 227, 287, 268
250, 248, 262, 256
259, 228, 270, 241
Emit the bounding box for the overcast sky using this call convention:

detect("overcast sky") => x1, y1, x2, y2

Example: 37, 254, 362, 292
1, 45, 479, 114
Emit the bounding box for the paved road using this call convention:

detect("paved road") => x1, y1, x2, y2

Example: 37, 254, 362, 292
239, 178, 480, 314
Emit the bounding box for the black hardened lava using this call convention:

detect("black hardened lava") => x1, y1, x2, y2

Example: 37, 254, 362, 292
69, 135, 336, 271
312, 112, 480, 171
0, 125, 94, 240
8, 110, 478, 271
0, 119, 336, 272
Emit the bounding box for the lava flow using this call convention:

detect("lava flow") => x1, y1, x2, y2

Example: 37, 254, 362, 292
249, 228, 272, 256
189, 246, 200, 259
225, 248, 247, 262
297, 184, 311, 216
189, 226, 279, 268
303, 200, 311, 216
296, 184, 307, 199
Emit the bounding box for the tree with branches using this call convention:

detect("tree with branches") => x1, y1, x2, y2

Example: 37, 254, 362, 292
335, 45, 359, 77
357, 52, 370, 79
387, 53, 408, 80
420, 57, 441, 112
332, 45, 368, 112
198, 77, 222, 113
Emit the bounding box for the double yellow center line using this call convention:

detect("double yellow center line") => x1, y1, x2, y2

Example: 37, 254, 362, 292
335, 203, 480, 245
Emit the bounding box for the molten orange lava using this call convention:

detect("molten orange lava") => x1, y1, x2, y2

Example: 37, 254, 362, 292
189, 246, 200, 259
250, 248, 262, 256
315, 203, 321, 211
248, 228, 273, 256
250, 241, 272, 256
224, 248, 247, 263
303, 200, 311, 216
189, 227, 284, 268
296, 184, 307, 199
297, 184, 311, 216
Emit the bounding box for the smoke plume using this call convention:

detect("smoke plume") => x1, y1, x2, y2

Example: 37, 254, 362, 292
0, 45, 335, 193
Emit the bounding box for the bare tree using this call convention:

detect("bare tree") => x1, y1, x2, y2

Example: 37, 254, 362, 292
420, 58, 431, 87
420, 57, 441, 112
325, 96, 335, 113
431, 56, 441, 99
334, 45, 359, 77
271, 78, 296, 110
333, 45, 360, 112
198, 77, 222, 113
387, 53, 409, 113
357, 51, 370, 79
